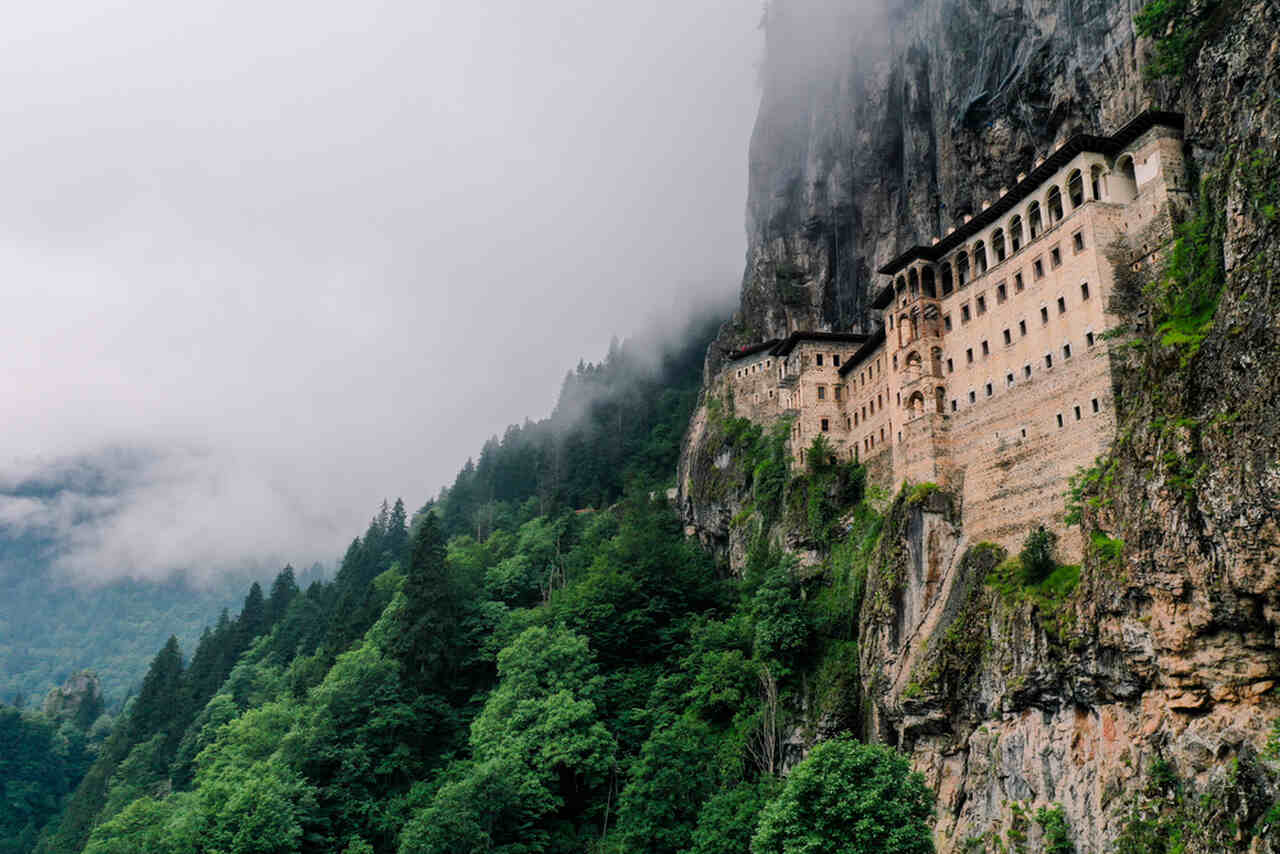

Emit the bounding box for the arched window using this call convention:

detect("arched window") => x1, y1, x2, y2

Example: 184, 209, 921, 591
930, 346, 943, 376
973, 241, 988, 275
1114, 155, 1138, 201
1009, 215, 1023, 252
991, 228, 1006, 263
1067, 170, 1085, 208
940, 263, 954, 296
935, 385, 946, 414
956, 252, 970, 286
1090, 164, 1105, 200
905, 351, 922, 379
1028, 201, 1043, 239
1047, 186, 1065, 223
908, 267, 919, 297
898, 313, 911, 346
921, 266, 936, 298
907, 391, 925, 417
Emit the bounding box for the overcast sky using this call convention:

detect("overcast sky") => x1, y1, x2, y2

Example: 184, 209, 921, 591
0, 0, 761, 583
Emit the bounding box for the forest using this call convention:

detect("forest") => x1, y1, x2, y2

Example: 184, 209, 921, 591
1, 314, 935, 854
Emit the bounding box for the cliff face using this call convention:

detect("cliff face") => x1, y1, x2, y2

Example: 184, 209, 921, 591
680, 0, 1280, 849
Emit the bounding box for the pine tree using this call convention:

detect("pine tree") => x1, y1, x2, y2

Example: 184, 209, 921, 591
236, 582, 267, 648
129, 636, 184, 743
385, 499, 408, 563
393, 513, 458, 688
268, 566, 300, 624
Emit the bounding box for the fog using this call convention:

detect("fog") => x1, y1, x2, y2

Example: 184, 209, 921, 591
0, 0, 761, 583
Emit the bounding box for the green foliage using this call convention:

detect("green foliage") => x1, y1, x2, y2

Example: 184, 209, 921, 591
1034, 805, 1075, 854
1134, 0, 1220, 79
615, 717, 718, 853
1017, 527, 1059, 585
1146, 174, 1226, 364
0, 705, 97, 853
686, 779, 779, 854
751, 737, 935, 854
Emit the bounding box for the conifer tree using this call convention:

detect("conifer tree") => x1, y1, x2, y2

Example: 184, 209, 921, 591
393, 513, 458, 688
129, 637, 184, 743
267, 566, 300, 624
385, 498, 408, 563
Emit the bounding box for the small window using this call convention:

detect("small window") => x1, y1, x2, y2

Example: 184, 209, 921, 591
966, 348, 974, 364
946, 358, 954, 373
1080, 282, 1090, 300
1063, 343, 1072, 359
821, 418, 830, 432
893, 355, 898, 369
816, 354, 824, 366
834, 385, 842, 401
1014, 272, 1024, 292
1057, 296, 1067, 314
1033, 259, 1044, 279
1050, 247, 1062, 268
1057, 413, 1064, 428
1045, 353, 1054, 369
1073, 405, 1082, 421
1041, 306, 1050, 324
1019, 319, 1027, 336
1003, 329, 1012, 345
1023, 364, 1032, 378
888, 315, 894, 330
968, 390, 976, 404
833, 354, 841, 366
1091, 397, 1100, 413
1073, 231, 1085, 252
944, 314, 953, 331
996, 283, 1007, 303
818, 386, 826, 400
977, 295, 987, 315
961, 304, 971, 323
981, 340, 990, 357
951, 399, 958, 412
1020, 427, 1027, 438
985, 382, 993, 397
1006, 372, 1015, 387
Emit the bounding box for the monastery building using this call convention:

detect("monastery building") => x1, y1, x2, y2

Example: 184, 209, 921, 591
720, 112, 1189, 559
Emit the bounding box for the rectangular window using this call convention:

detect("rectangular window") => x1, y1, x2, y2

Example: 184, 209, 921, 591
1041, 306, 1050, 324
946, 358, 954, 373
966, 348, 974, 364
1073, 231, 1085, 252
1024, 364, 1032, 378
1057, 296, 1067, 314
981, 340, 990, 356
1033, 259, 1044, 279
968, 390, 976, 404
996, 283, 1007, 303
1073, 406, 1082, 421
816, 354, 824, 366
833, 354, 841, 366
817, 386, 826, 400
833, 386, 842, 401
1019, 319, 1027, 336
1014, 272, 1024, 292
985, 382, 993, 397
961, 304, 971, 323
1006, 372, 1015, 387
821, 418, 830, 432
1081, 282, 1090, 300
1045, 353, 1053, 369
1063, 343, 1072, 359
1092, 397, 1100, 413
951, 399, 958, 412
1057, 413, 1064, 428
1050, 247, 1062, 268
1003, 329, 1012, 345
977, 295, 987, 315
944, 314, 953, 331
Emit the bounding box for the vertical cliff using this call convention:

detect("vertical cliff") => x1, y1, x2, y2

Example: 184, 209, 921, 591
681, 0, 1280, 849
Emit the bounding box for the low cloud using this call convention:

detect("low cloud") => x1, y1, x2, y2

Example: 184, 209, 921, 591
0, 0, 760, 582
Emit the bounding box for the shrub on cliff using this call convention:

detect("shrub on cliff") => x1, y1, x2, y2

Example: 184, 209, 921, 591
751, 738, 934, 854
1019, 527, 1059, 584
